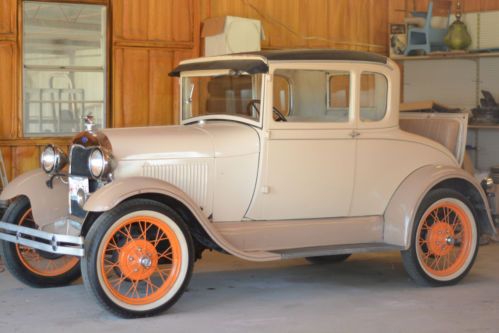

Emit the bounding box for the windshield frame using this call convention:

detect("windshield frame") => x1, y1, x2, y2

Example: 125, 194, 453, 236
179, 69, 265, 128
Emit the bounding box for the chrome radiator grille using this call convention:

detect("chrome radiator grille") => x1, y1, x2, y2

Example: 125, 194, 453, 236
142, 162, 209, 208
69, 145, 92, 177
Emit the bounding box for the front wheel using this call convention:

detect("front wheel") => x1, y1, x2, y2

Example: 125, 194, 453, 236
401, 189, 479, 286
81, 199, 194, 318
1, 196, 80, 287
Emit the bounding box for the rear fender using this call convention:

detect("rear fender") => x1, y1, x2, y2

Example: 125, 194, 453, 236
384, 165, 495, 249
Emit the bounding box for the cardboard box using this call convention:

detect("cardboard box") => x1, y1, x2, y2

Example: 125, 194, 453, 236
202, 16, 264, 56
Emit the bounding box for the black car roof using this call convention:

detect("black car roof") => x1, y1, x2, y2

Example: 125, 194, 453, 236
245, 49, 387, 63
169, 49, 387, 77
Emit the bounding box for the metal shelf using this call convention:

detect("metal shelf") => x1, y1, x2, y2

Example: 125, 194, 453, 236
392, 51, 499, 61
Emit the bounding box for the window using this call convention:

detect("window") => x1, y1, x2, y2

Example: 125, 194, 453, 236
273, 69, 350, 123
182, 72, 263, 123
23, 1, 107, 136
360, 72, 388, 122
328, 72, 350, 122
272, 75, 291, 116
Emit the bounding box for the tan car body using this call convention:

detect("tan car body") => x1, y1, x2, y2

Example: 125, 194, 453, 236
1, 50, 496, 262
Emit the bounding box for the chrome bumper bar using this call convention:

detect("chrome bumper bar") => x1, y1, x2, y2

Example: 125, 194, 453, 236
0, 221, 84, 257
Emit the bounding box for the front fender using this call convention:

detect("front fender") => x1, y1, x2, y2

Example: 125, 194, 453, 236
384, 164, 495, 249
83, 177, 280, 262
83, 176, 205, 213
0, 169, 69, 227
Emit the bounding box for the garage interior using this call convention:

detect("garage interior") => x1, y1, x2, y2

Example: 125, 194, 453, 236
1, 0, 499, 331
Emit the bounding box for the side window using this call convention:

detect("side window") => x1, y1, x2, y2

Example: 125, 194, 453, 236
272, 75, 291, 116
273, 69, 350, 123
360, 72, 388, 122
328, 72, 350, 122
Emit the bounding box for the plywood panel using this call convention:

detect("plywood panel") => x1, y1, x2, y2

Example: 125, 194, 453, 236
0, 0, 16, 38
480, 0, 499, 11
113, 0, 193, 43
113, 48, 150, 127
149, 50, 174, 125
205, 0, 388, 53
113, 48, 181, 128
0, 42, 17, 140
13, 146, 39, 178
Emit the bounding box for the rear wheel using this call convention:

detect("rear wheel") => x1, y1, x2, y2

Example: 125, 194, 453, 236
1, 196, 81, 287
401, 189, 479, 286
81, 199, 194, 318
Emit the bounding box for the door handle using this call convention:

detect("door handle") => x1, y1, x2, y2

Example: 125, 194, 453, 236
349, 130, 360, 138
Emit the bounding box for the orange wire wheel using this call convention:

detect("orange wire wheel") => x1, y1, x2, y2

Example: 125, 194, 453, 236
15, 208, 79, 277
402, 189, 479, 286
83, 199, 193, 318
1, 196, 81, 287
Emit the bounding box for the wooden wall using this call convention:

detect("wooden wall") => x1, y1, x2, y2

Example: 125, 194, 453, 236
0, 0, 200, 183
201, 0, 388, 54
112, 0, 200, 127
4, 0, 499, 182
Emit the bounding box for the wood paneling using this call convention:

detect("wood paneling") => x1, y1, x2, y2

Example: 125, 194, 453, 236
0, 0, 16, 39
203, 0, 388, 53
113, 48, 196, 128
112, 0, 200, 128
113, 0, 194, 43
19, 0, 499, 180
0, 42, 17, 140
13, 146, 39, 177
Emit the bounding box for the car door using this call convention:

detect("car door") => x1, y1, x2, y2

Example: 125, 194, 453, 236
349, 66, 409, 217
246, 65, 356, 220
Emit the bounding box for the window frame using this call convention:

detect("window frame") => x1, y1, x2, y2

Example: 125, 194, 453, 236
358, 71, 389, 123
179, 69, 265, 129
21, 0, 110, 138
267, 62, 356, 130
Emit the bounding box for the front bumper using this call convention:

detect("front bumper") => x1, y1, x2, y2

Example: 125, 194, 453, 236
0, 221, 84, 257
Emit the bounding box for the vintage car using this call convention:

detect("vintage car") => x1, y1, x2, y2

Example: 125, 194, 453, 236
0, 49, 496, 318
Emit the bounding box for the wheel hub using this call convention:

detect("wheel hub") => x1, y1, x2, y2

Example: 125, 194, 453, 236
118, 239, 158, 280
427, 222, 455, 256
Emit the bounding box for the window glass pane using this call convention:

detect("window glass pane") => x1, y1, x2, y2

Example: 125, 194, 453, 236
360, 72, 388, 122
328, 72, 350, 122
182, 73, 262, 123
274, 69, 349, 123
23, 2, 105, 67
272, 75, 291, 116
23, 1, 106, 136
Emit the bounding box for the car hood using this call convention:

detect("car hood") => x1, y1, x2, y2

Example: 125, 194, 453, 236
101, 121, 260, 161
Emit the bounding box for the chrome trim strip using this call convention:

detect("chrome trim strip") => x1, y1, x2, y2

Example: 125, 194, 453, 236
0, 221, 84, 257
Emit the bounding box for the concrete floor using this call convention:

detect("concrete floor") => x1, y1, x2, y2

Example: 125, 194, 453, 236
1, 243, 499, 333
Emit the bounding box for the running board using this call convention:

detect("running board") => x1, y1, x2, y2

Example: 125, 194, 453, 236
0, 221, 84, 257
272, 243, 403, 260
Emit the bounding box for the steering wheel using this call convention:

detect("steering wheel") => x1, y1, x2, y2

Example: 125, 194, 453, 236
246, 99, 287, 122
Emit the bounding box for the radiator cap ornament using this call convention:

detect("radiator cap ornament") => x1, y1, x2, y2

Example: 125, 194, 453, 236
83, 115, 95, 132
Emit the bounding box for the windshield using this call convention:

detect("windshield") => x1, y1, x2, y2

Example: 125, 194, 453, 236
182, 72, 263, 123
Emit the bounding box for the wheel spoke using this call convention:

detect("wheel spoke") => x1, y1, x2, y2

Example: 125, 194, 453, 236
99, 214, 185, 306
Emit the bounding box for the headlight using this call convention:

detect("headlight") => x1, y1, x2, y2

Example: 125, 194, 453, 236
88, 147, 113, 179
40, 145, 68, 174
